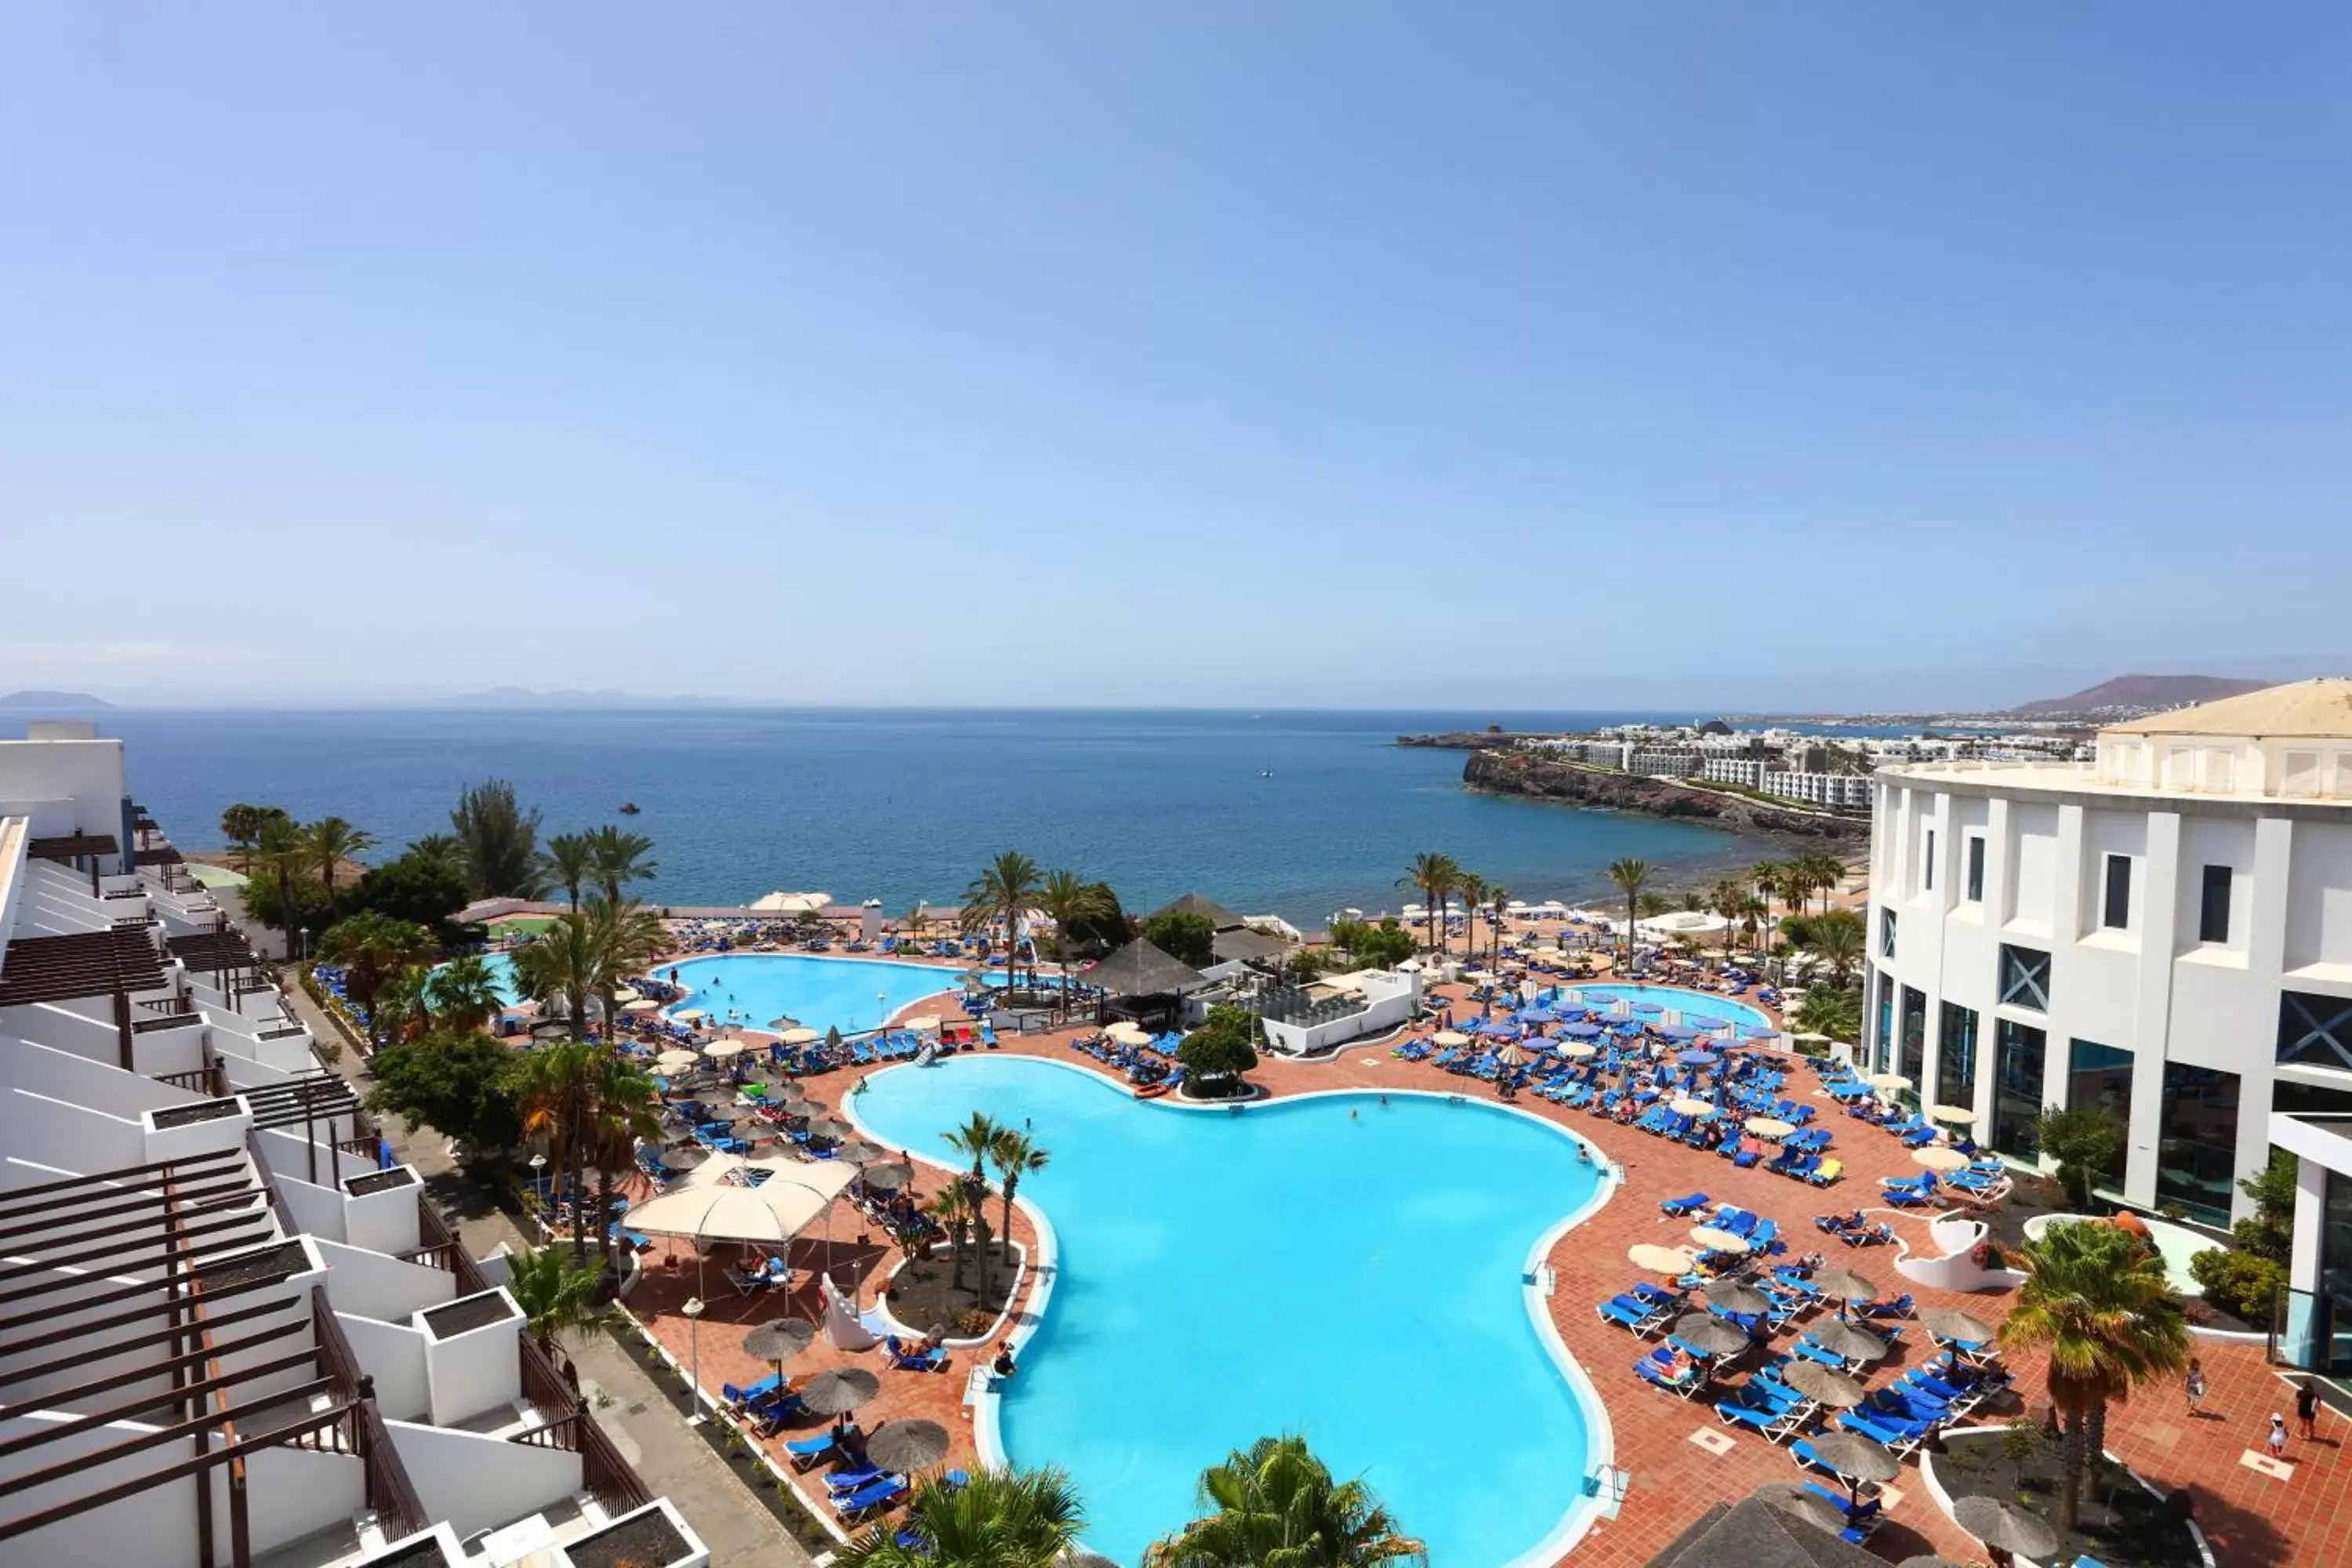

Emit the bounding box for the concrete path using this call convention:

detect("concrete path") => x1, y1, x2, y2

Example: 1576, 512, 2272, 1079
274, 975, 813, 1568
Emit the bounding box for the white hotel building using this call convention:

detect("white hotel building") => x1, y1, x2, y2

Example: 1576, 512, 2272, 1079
1864, 680, 2352, 1231
0, 722, 704, 1568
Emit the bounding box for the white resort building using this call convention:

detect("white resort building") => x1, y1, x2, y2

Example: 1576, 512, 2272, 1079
0, 723, 702, 1568
1864, 679, 2352, 1230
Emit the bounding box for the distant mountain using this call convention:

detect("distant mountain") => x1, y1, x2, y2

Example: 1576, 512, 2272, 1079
2010, 673, 2274, 717
432, 687, 741, 710
0, 689, 111, 710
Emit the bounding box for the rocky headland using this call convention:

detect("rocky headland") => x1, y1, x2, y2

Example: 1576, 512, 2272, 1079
1461, 750, 1868, 845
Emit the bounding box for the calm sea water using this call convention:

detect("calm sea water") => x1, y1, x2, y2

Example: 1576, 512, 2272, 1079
83, 707, 1820, 922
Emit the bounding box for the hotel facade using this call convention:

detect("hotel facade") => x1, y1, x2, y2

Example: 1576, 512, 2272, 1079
1862, 681, 2352, 1230
0, 722, 702, 1568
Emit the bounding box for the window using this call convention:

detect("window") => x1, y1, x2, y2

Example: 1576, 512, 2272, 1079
2102, 854, 2131, 930
1880, 908, 1898, 960
1937, 1002, 1979, 1111
1991, 1018, 2046, 1157
2156, 1063, 2241, 1228
2284, 751, 2321, 796
1965, 836, 1985, 903
1873, 971, 1896, 1076
2199, 865, 2233, 944
1923, 829, 1936, 891
1900, 985, 1927, 1099
2278, 991, 2352, 1071
1998, 945, 2051, 1012
2067, 1040, 2133, 1185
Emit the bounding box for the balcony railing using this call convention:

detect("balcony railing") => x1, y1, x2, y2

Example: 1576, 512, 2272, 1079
398, 1196, 492, 1298
310, 1284, 432, 1544
512, 1332, 652, 1516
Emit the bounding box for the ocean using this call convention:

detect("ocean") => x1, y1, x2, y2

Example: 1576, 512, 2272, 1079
78, 707, 1831, 924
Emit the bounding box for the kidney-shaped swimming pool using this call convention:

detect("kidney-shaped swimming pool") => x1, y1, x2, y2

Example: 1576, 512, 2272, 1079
850, 1055, 1612, 1566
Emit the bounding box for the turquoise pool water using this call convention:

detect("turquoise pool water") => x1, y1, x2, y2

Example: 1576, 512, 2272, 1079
659, 953, 962, 1035
850, 1057, 1607, 1566
440, 950, 521, 1007
1563, 982, 1770, 1032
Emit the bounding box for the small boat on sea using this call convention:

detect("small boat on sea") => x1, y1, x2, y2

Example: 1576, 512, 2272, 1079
618, 802, 641, 815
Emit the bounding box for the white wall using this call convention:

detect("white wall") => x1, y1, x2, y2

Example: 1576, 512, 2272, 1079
337, 1309, 433, 1421
385, 1419, 583, 1538
0, 1087, 143, 1179
314, 1238, 456, 1321
2284, 821, 2352, 978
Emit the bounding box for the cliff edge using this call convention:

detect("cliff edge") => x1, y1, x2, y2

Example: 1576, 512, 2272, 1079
1462, 750, 1868, 844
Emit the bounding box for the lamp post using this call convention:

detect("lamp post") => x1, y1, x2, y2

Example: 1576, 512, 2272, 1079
877, 990, 887, 1029
682, 1295, 706, 1424
295, 927, 307, 963
528, 1152, 547, 1204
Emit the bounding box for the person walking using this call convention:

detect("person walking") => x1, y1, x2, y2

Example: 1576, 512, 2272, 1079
2297, 1380, 2321, 1440
2268, 1411, 2290, 1461
2185, 1359, 2206, 1416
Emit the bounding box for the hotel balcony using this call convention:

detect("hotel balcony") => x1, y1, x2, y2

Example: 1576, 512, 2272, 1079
0, 809, 697, 1568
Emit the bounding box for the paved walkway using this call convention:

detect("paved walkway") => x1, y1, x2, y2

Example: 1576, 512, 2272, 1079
277, 979, 812, 1568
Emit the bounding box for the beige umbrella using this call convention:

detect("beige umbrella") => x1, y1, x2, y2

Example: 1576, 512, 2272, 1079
1628, 1243, 1697, 1274
1790, 1031, 1831, 1047
612, 986, 641, 1004
1867, 1072, 1912, 1091
622, 997, 662, 1014
1783, 1361, 1867, 1408
625, 1160, 860, 1245
1497, 1044, 1528, 1067
703, 1039, 750, 1059
654, 1049, 701, 1073
1744, 1116, 1795, 1138
1929, 1103, 1976, 1124
1106, 1022, 1151, 1041
780, 1027, 821, 1045
1952, 1496, 2060, 1561
1556, 1040, 1596, 1060
674, 1007, 708, 1022
1690, 1225, 1749, 1254
1431, 1029, 1470, 1047
1914, 1145, 1973, 1172
1464, 970, 1495, 983
1669, 1097, 1717, 1117
902, 1014, 942, 1033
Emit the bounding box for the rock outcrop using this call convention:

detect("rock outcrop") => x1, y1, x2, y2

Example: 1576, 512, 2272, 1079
1462, 750, 1869, 844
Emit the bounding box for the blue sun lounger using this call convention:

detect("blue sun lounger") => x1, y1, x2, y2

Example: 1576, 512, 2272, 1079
1660, 1192, 1709, 1217
833, 1473, 909, 1519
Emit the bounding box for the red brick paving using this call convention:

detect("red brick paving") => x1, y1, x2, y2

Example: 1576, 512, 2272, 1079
630, 964, 2338, 1564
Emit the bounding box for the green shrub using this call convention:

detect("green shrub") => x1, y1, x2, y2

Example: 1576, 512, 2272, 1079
2187, 1247, 2285, 1323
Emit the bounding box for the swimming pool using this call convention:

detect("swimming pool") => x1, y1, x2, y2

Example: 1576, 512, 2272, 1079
1562, 982, 1771, 1033
659, 953, 962, 1036
850, 1057, 1611, 1566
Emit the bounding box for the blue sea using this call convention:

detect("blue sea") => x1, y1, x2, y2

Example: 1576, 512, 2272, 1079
78, 707, 1831, 923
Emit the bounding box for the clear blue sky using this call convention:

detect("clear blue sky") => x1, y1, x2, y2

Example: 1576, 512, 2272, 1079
3, 3, 2346, 710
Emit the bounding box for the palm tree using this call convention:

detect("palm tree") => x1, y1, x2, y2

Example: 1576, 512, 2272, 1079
589, 894, 668, 1056
372, 964, 434, 1046
314, 913, 434, 1049
1801, 852, 1847, 916
514, 1040, 601, 1263
408, 833, 464, 877
306, 816, 376, 902
942, 1112, 1002, 1293
963, 852, 1043, 985
511, 914, 601, 1037
839, 1465, 1085, 1567
1605, 858, 1652, 967
1485, 883, 1511, 969
902, 900, 929, 946
426, 953, 505, 1033
1788, 986, 1860, 1043
219, 804, 282, 876
1708, 877, 1748, 959
1804, 908, 1866, 987
584, 1048, 661, 1273
254, 814, 311, 936
1751, 860, 1789, 942
1453, 871, 1487, 967
539, 832, 595, 910
589, 826, 659, 909
1399, 853, 1460, 956
988, 1128, 1049, 1270
505, 1242, 607, 1365
1145, 1434, 1426, 1567
1036, 870, 1109, 1021
925, 1181, 974, 1292
1998, 1220, 2190, 1531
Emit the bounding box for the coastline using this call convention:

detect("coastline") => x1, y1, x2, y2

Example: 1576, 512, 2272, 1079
1460, 749, 1869, 850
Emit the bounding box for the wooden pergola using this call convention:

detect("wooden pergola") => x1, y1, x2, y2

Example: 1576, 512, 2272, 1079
0, 1150, 426, 1566
0, 927, 172, 1068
